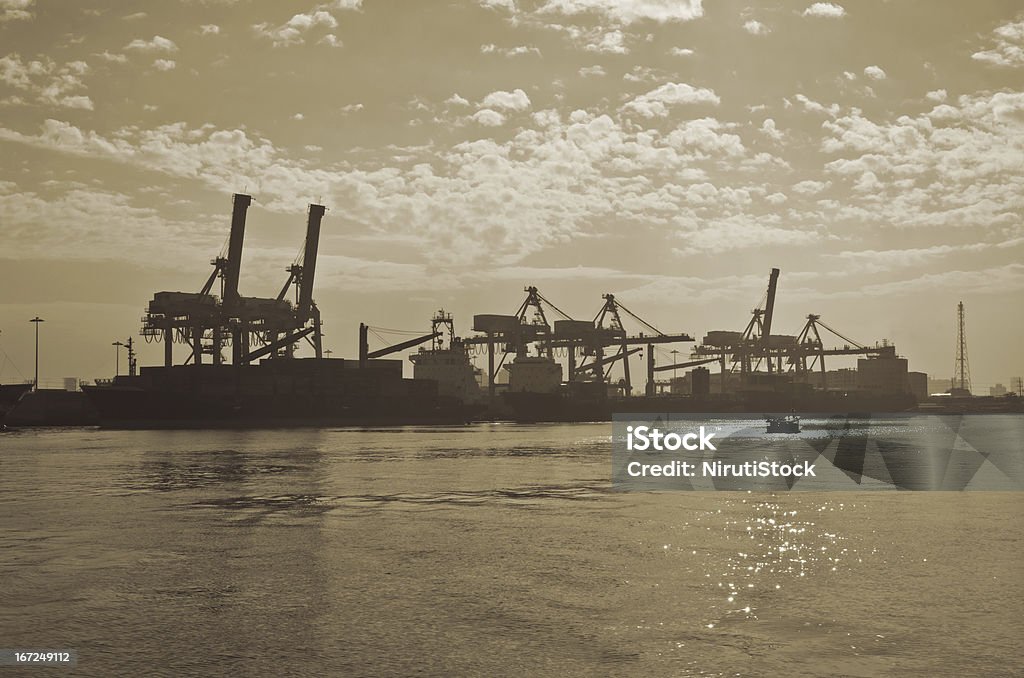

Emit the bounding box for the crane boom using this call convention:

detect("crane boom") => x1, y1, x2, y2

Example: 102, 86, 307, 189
366, 332, 441, 359
297, 204, 326, 319
223, 193, 251, 306
761, 267, 780, 346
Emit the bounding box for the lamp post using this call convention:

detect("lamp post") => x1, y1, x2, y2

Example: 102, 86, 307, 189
30, 316, 44, 391
112, 341, 125, 376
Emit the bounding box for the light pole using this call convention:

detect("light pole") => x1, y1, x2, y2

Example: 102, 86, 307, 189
112, 341, 125, 376
30, 316, 44, 391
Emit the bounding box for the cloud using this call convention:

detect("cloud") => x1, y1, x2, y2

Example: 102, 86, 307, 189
671, 213, 826, 255
794, 94, 840, 116
0, 0, 33, 22
760, 118, 783, 141
445, 93, 470, 106
339, 103, 363, 113
925, 89, 947, 102
95, 51, 128, 63
0, 108, 789, 267
478, 0, 516, 10
0, 184, 228, 262
972, 20, 1024, 68
253, 10, 338, 47
591, 29, 629, 53
0, 54, 94, 110
200, 24, 220, 35
792, 179, 829, 194
578, 65, 605, 78
802, 3, 845, 18
536, 0, 704, 25
471, 108, 506, 126
670, 47, 694, 56
622, 82, 720, 117
481, 88, 531, 111
863, 65, 886, 80
623, 65, 664, 83
481, 43, 541, 57
153, 59, 176, 71
319, 34, 342, 47
855, 264, 1024, 298
124, 35, 178, 52
743, 20, 769, 36
819, 91, 1024, 232
827, 245, 968, 273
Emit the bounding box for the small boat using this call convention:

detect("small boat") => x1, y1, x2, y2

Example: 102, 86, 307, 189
766, 414, 800, 434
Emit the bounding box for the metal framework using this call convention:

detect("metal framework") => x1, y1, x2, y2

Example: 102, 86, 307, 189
952, 300, 971, 395
140, 194, 328, 367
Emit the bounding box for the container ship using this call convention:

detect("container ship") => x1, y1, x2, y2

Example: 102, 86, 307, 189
82, 195, 476, 428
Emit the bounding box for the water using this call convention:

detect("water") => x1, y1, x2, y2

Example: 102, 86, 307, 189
1, 423, 1022, 676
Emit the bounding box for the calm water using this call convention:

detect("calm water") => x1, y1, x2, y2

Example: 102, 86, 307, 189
1, 423, 1022, 676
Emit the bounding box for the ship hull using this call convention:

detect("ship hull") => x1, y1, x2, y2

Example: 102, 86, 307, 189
82, 359, 474, 429
501, 389, 919, 422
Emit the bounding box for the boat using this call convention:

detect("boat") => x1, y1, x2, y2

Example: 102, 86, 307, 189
409, 310, 487, 416
497, 379, 918, 422
766, 414, 801, 433
81, 357, 476, 429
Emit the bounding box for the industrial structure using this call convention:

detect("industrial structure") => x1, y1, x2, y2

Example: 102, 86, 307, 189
459, 286, 694, 401
426, 267, 932, 419
140, 194, 327, 367
10, 195, 1021, 426
951, 300, 972, 396
82, 195, 467, 427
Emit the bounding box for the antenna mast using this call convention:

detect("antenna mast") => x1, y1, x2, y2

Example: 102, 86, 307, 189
952, 301, 971, 395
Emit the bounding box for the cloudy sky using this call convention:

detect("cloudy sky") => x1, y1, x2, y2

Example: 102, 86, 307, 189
1, 0, 1022, 389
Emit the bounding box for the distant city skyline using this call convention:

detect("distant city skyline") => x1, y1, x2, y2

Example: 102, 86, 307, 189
1, 0, 1022, 386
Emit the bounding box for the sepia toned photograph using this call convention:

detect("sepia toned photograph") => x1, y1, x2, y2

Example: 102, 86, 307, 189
1, 0, 1022, 675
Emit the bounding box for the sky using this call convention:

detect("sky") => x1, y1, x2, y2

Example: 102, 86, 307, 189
0, 0, 1022, 390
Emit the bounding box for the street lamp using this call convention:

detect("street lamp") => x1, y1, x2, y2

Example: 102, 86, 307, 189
30, 316, 44, 391
112, 341, 125, 376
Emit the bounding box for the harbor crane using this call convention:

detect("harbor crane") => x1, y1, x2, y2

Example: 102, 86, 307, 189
687, 268, 898, 392
141, 194, 329, 367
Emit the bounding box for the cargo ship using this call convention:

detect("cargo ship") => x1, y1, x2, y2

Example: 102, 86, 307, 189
81, 195, 477, 429
82, 358, 468, 428
500, 380, 918, 422
408, 310, 487, 414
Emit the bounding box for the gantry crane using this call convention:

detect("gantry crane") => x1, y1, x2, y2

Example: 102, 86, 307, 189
141, 194, 329, 367
686, 268, 898, 392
